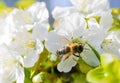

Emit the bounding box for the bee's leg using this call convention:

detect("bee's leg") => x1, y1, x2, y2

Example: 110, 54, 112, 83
63, 53, 71, 60
73, 53, 80, 57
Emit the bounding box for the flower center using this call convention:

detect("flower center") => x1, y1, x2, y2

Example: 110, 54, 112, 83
23, 39, 36, 50
4, 59, 17, 67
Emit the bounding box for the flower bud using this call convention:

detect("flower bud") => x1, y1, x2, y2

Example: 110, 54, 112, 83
32, 72, 45, 83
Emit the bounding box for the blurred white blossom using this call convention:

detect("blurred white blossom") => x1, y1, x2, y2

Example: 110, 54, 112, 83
4, 2, 49, 68
0, 44, 24, 83
10, 25, 45, 67
0, 2, 49, 82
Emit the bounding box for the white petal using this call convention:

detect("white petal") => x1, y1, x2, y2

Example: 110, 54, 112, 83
52, 7, 77, 19
55, 13, 86, 39
86, 18, 107, 50
57, 55, 79, 72
6, 8, 33, 30
23, 50, 39, 67
32, 23, 48, 40
100, 10, 113, 30
114, 31, 120, 43
45, 31, 69, 54
81, 45, 100, 67
26, 2, 49, 23
36, 40, 44, 54
0, 67, 16, 83
16, 66, 24, 83
70, 0, 85, 11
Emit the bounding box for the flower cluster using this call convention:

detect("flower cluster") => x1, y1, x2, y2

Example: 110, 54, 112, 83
0, 0, 120, 83
47, 0, 114, 72
0, 2, 49, 83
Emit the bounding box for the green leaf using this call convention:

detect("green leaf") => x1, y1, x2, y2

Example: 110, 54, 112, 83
24, 68, 32, 83
100, 54, 117, 68
110, 16, 120, 29
78, 58, 94, 74
72, 73, 87, 83
87, 66, 105, 83
109, 25, 120, 31
87, 54, 120, 83
49, 24, 54, 32
105, 60, 120, 80
92, 16, 101, 24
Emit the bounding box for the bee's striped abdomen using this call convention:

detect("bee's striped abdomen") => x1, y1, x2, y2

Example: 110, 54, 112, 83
56, 46, 70, 55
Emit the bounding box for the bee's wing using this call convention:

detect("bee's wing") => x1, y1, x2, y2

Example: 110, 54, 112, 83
57, 54, 79, 72
59, 52, 72, 61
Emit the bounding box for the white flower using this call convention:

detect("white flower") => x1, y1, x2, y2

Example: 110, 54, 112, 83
52, 10, 87, 38
10, 23, 48, 67
52, 5, 112, 67
52, 7, 113, 45
6, 8, 33, 32
70, 0, 113, 36
6, 2, 49, 32
0, 44, 24, 83
46, 1, 113, 72
1, 2, 49, 68
0, 3, 49, 82
101, 31, 120, 58
84, 17, 109, 51
26, 2, 49, 27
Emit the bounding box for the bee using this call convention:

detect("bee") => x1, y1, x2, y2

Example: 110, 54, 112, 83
56, 43, 84, 60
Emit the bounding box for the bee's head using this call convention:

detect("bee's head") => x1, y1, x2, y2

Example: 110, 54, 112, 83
74, 44, 83, 53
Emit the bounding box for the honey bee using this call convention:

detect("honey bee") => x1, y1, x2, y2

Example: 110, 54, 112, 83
56, 43, 84, 60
